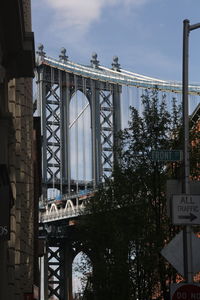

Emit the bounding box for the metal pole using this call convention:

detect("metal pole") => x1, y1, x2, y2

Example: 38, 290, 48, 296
182, 18, 193, 284
182, 18, 200, 283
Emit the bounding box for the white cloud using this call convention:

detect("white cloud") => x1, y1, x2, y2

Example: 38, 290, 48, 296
41, 0, 151, 35
124, 0, 150, 5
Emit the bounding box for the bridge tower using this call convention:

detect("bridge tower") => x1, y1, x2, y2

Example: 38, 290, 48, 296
36, 45, 122, 300
36, 45, 121, 198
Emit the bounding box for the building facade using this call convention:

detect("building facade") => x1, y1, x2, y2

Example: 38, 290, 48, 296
0, 1, 36, 299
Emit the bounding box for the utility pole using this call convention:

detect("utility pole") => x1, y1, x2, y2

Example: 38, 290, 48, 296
182, 19, 200, 283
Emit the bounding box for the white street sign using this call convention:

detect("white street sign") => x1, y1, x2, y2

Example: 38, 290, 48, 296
161, 231, 184, 276
171, 194, 200, 225
161, 230, 200, 276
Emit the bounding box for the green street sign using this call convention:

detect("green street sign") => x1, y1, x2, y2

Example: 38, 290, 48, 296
151, 150, 183, 162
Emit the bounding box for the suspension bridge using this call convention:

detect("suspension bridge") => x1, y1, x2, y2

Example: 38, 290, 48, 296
36, 44, 200, 300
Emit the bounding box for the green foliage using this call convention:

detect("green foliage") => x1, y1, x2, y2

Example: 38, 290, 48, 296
77, 89, 200, 300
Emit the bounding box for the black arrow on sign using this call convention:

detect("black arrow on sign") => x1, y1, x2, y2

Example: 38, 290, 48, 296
178, 213, 197, 222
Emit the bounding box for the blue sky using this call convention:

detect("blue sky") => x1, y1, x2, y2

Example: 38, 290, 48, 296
32, 0, 200, 83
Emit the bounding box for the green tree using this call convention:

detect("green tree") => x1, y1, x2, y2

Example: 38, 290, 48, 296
78, 89, 184, 300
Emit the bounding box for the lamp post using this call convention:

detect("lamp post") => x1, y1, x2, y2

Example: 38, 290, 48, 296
182, 19, 200, 283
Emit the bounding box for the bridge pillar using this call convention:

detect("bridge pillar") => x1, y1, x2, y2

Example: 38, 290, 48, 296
36, 64, 48, 198
63, 241, 73, 300
47, 241, 73, 300
39, 251, 49, 300
113, 83, 122, 165
60, 72, 71, 194
90, 80, 101, 187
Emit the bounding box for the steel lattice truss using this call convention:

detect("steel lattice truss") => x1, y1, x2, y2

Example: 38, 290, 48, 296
100, 90, 113, 178
45, 237, 88, 300
48, 246, 66, 300
46, 83, 61, 184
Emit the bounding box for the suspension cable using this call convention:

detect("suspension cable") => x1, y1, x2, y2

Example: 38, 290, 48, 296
82, 77, 86, 187
59, 70, 63, 196
69, 103, 89, 128
42, 55, 200, 95
51, 67, 55, 193
74, 75, 79, 193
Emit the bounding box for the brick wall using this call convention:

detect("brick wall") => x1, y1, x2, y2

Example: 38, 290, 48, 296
7, 76, 34, 299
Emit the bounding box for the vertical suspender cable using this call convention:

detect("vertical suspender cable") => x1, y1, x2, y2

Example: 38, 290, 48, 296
59, 70, 63, 196
121, 86, 125, 130
66, 72, 71, 195
91, 78, 96, 189
136, 86, 139, 117
110, 82, 113, 174
140, 87, 145, 115
127, 84, 130, 124
74, 75, 79, 193
51, 67, 55, 194
177, 91, 182, 112
129, 84, 133, 108
189, 94, 192, 114
189, 94, 197, 114
82, 77, 86, 188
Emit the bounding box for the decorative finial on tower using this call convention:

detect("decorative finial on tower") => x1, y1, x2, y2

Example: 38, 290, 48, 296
90, 52, 99, 68
112, 56, 120, 71
36, 44, 46, 57
59, 47, 68, 62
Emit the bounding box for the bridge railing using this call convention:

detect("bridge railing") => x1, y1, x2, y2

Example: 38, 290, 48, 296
39, 205, 85, 223
39, 189, 95, 223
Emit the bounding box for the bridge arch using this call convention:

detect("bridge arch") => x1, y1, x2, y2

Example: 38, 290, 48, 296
72, 251, 93, 298
49, 203, 58, 213
64, 199, 75, 212
70, 84, 91, 107
69, 89, 92, 183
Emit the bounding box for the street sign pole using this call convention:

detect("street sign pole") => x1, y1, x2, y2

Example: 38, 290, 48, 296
182, 19, 192, 283
182, 19, 200, 283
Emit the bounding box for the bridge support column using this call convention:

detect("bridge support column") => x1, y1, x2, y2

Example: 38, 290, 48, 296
39, 251, 48, 300
36, 66, 48, 198
60, 72, 71, 194
90, 80, 101, 187
63, 241, 73, 300
47, 241, 73, 300
113, 84, 122, 165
